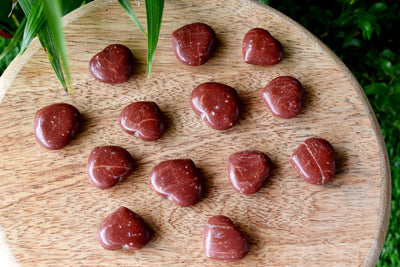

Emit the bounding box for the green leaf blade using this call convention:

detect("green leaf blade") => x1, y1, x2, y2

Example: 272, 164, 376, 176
118, 0, 146, 36
42, 0, 73, 94
37, 26, 67, 89
146, 0, 164, 78
20, 0, 45, 54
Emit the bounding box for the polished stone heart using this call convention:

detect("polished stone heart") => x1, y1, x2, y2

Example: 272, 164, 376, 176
242, 28, 283, 66
149, 159, 202, 207
290, 138, 336, 185
203, 215, 248, 262
261, 76, 303, 119
34, 103, 82, 150
190, 82, 240, 130
86, 146, 134, 189
119, 101, 166, 141
97, 206, 150, 250
171, 23, 216, 66
89, 44, 134, 84
228, 150, 272, 194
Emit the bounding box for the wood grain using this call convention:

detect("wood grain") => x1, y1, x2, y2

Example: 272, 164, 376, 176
0, 0, 390, 266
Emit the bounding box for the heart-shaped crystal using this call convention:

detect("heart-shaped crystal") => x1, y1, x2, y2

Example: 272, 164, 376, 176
190, 82, 240, 130
89, 44, 134, 83
97, 206, 150, 250
171, 23, 216, 66
203, 215, 248, 262
290, 138, 336, 185
228, 150, 272, 194
86, 146, 134, 189
261, 76, 303, 119
119, 101, 166, 141
34, 103, 82, 150
149, 159, 202, 207
242, 28, 283, 66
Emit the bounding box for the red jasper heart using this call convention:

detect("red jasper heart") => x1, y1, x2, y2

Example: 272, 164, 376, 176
119, 101, 166, 141
171, 23, 216, 66
203, 215, 248, 262
86, 146, 134, 189
242, 28, 283, 66
33, 103, 82, 150
97, 206, 150, 250
149, 159, 202, 207
89, 44, 134, 84
228, 150, 272, 194
190, 82, 240, 130
290, 138, 336, 185
261, 76, 303, 119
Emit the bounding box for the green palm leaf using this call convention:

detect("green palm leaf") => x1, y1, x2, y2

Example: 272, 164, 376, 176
118, 0, 146, 36
20, 0, 45, 54
42, 0, 73, 94
145, 0, 164, 78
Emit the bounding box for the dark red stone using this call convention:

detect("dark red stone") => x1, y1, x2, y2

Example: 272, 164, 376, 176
89, 44, 134, 84
261, 76, 303, 119
119, 101, 166, 141
149, 159, 202, 207
290, 138, 336, 185
171, 23, 216, 66
86, 146, 134, 189
242, 28, 283, 66
228, 150, 272, 194
33, 103, 82, 150
190, 82, 240, 130
97, 206, 150, 250
0, 29, 13, 39
203, 215, 248, 262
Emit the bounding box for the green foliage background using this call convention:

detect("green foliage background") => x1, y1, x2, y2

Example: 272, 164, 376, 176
0, 0, 399, 265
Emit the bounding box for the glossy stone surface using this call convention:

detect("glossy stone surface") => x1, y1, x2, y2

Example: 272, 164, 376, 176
261, 76, 303, 119
119, 101, 166, 141
97, 206, 150, 250
242, 28, 283, 66
89, 44, 134, 84
190, 82, 240, 130
149, 159, 202, 207
203, 215, 248, 262
87, 146, 134, 189
171, 23, 216, 66
34, 103, 82, 150
290, 138, 336, 185
228, 150, 272, 194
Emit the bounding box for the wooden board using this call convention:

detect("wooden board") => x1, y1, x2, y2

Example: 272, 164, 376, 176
0, 0, 391, 266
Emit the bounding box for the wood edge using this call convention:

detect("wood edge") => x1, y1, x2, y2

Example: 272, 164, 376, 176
0, 0, 116, 103
0, 39, 41, 103
245, 0, 391, 265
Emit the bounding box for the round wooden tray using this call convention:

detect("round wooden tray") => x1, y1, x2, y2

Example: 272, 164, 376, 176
0, 0, 390, 266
